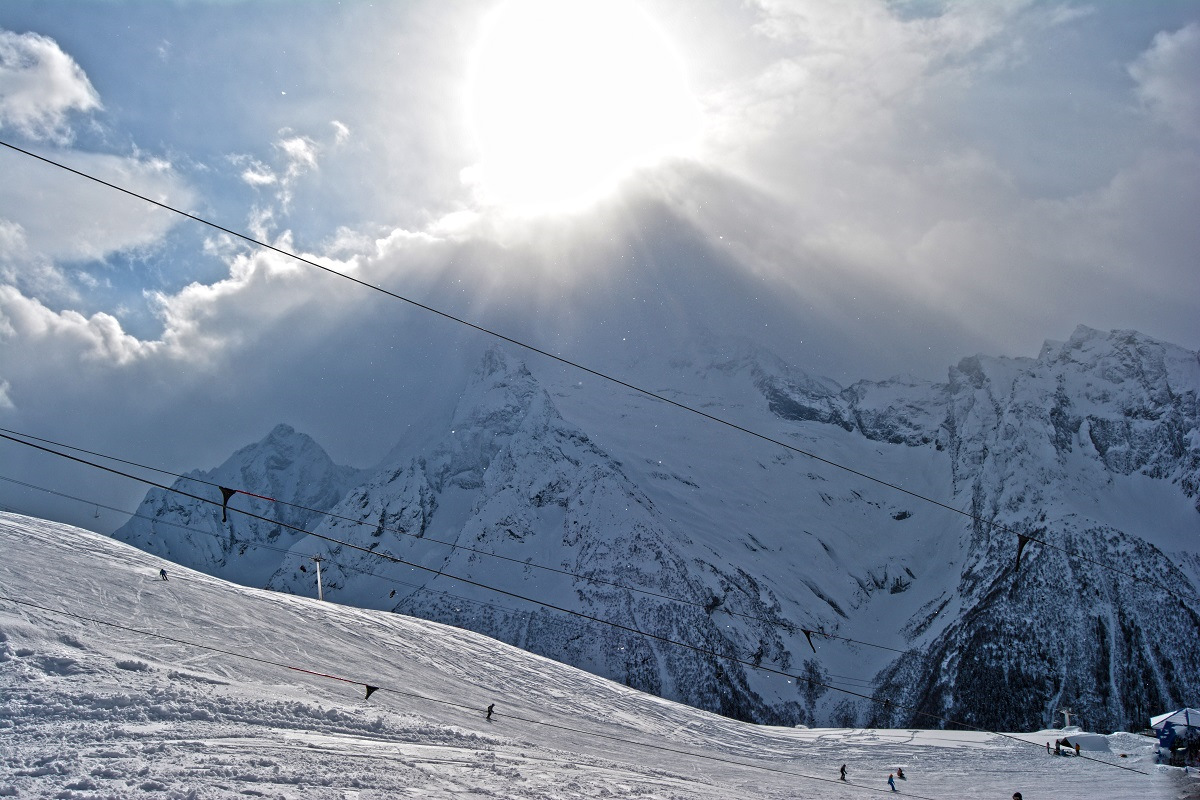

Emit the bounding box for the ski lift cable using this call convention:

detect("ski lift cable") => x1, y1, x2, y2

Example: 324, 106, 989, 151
0, 473, 885, 687
0, 139, 1177, 604
0, 594, 963, 799
0, 437, 1153, 773
0, 474, 555, 621
0, 425, 923, 655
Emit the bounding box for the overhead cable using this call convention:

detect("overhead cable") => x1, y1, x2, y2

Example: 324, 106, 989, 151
0, 425, 865, 642
0, 139, 1175, 602
0, 433, 1153, 773
0, 592, 1092, 795
0, 476, 888, 688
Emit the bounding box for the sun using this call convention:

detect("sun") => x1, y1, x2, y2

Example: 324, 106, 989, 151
466, 0, 698, 213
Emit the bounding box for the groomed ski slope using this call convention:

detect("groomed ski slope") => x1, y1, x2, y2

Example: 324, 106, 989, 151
1, 513, 1191, 799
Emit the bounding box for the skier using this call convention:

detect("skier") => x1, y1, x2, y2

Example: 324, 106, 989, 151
159, 568, 168, 581
1046, 741, 1050, 754
1074, 742, 1080, 757
839, 764, 847, 781
486, 703, 495, 721
896, 767, 905, 780
888, 773, 897, 792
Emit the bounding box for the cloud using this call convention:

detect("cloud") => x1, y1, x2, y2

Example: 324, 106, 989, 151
278, 134, 319, 174
0, 29, 101, 143
240, 165, 277, 187
1129, 23, 1200, 139
625, 1, 1200, 370
0, 218, 76, 302
234, 129, 338, 220
331, 120, 351, 144
0, 284, 156, 367
710, 0, 1034, 157
0, 150, 193, 305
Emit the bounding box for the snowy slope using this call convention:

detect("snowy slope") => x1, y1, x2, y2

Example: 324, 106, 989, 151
109, 326, 1200, 732
4, 514, 1192, 799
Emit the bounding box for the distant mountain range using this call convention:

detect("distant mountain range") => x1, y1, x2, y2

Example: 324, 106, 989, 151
114, 325, 1200, 731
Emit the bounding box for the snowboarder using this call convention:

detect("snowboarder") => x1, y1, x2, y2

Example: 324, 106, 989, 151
888, 773, 897, 792
159, 568, 168, 581
896, 767, 905, 780
486, 703, 495, 721
839, 764, 847, 781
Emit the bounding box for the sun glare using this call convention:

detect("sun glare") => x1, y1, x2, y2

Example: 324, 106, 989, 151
466, 0, 698, 213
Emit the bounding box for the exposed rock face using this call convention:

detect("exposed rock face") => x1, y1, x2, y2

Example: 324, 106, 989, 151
761, 326, 1200, 730
113, 327, 1200, 731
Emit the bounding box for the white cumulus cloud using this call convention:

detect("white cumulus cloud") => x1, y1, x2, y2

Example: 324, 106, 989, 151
0, 29, 101, 142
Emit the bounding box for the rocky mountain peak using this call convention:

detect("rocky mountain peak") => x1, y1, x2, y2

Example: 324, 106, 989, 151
111, 331, 1200, 732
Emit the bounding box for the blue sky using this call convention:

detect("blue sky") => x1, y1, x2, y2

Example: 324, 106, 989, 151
1, 0, 1198, 525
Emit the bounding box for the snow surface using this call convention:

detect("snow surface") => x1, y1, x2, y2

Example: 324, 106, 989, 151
3, 513, 1195, 798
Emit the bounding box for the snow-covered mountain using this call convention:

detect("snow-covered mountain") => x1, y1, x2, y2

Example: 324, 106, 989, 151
114, 423, 365, 587
112, 325, 1200, 732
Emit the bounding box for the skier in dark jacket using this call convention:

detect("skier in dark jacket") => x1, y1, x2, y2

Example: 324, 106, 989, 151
486, 703, 495, 721
159, 568, 168, 581
839, 764, 847, 781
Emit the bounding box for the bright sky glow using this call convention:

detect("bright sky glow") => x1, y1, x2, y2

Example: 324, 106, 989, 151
1, 1, 1199, 528
466, 0, 699, 213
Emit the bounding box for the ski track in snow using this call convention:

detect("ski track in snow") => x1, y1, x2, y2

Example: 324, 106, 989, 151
3, 514, 1197, 799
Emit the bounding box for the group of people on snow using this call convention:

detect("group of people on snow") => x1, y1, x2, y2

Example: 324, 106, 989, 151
842, 763, 1021, 796
1049, 737, 1080, 757
839, 764, 906, 791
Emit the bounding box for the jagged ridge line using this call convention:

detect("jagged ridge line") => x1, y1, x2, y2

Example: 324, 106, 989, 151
0, 593, 957, 798
0, 433, 1154, 771
0, 139, 1178, 603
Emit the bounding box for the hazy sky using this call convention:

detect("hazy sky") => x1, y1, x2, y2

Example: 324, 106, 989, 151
1, 0, 1197, 526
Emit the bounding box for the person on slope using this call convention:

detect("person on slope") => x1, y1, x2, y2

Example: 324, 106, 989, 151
1012, 793, 1023, 800
896, 767, 905, 780
159, 568, 168, 581
1074, 742, 1080, 757
839, 764, 847, 781
888, 773, 897, 792
486, 703, 495, 721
